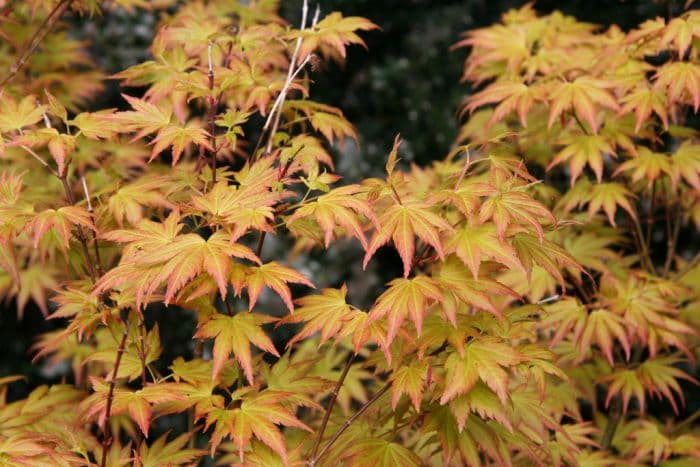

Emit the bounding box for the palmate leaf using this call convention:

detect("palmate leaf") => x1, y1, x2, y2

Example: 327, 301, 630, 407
437, 256, 520, 322
548, 132, 616, 184
512, 233, 582, 286
363, 199, 453, 277
194, 313, 279, 384
288, 12, 379, 60
653, 62, 700, 111
613, 147, 671, 188
579, 308, 631, 365
446, 222, 526, 278
0, 94, 44, 132
97, 217, 260, 308
288, 185, 378, 249
107, 177, 171, 227
190, 181, 286, 241
618, 84, 668, 133
546, 77, 620, 133
80, 378, 187, 437
233, 261, 315, 312
670, 141, 700, 190
346, 439, 422, 467
440, 338, 523, 404
26, 206, 95, 251
277, 285, 368, 350
585, 182, 637, 227
366, 275, 442, 342
134, 432, 205, 467
478, 188, 555, 239
659, 13, 700, 59
205, 390, 311, 464
464, 81, 543, 128
390, 360, 429, 411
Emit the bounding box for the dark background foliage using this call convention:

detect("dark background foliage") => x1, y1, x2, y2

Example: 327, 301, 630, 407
1, 0, 676, 400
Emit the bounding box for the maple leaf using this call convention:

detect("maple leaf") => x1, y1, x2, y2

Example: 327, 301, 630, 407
277, 285, 366, 349
366, 275, 443, 342
107, 177, 172, 227
659, 14, 700, 58
618, 85, 668, 133
579, 308, 631, 365
437, 256, 519, 322
548, 132, 617, 184
446, 222, 526, 278
205, 390, 311, 463
288, 185, 378, 249
440, 338, 523, 405
194, 313, 279, 384
240, 261, 315, 312
190, 180, 285, 241
547, 78, 620, 133
600, 369, 646, 415
478, 188, 555, 239
346, 439, 422, 467
464, 81, 543, 127
263, 352, 331, 410
613, 147, 671, 188
117, 94, 172, 139
286, 100, 358, 145
97, 228, 259, 308
70, 110, 120, 140
134, 432, 205, 467
363, 200, 453, 277
512, 233, 583, 286
26, 206, 95, 251
289, 13, 379, 60
653, 62, 700, 111
149, 120, 212, 164
81, 378, 187, 437
0, 94, 44, 132
390, 360, 428, 410
585, 182, 637, 227
669, 141, 700, 190
636, 357, 699, 415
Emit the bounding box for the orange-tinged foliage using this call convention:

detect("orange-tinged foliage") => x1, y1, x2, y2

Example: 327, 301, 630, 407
0, 1, 699, 466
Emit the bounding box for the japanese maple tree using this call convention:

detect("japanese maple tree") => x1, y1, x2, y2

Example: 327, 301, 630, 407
0, 1, 699, 466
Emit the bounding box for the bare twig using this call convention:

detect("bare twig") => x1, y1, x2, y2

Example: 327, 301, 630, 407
0, 0, 71, 89
81, 175, 103, 277
309, 353, 356, 460
309, 382, 391, 466
100, 324, 129, 467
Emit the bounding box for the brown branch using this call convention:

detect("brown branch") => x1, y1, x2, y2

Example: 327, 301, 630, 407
663, 203, 683, 276
601, 394, 622, 450
100, 324, 129, 467
309, 353, 356, 461
206, 42, 219, 185
60, 175, 97, 282
0, 0, 71, 89
81, 175, 103, 277
309, 382, 391, 466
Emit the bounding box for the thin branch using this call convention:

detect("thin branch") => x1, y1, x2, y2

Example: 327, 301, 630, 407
206, 42, 218, 185
253, 0, 310, 160
0, 0, 71, 89
663, 203, 683, 276
81, 175, 103, 277
61, 175, 97, 282
99, 324, 129, 467
309, 353, 355, 460
600, 394, 622, 450
309, 382, 391, 466
19, 144, 58, 176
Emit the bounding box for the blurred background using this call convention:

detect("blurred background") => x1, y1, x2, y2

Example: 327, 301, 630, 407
1, 0, 676, 399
